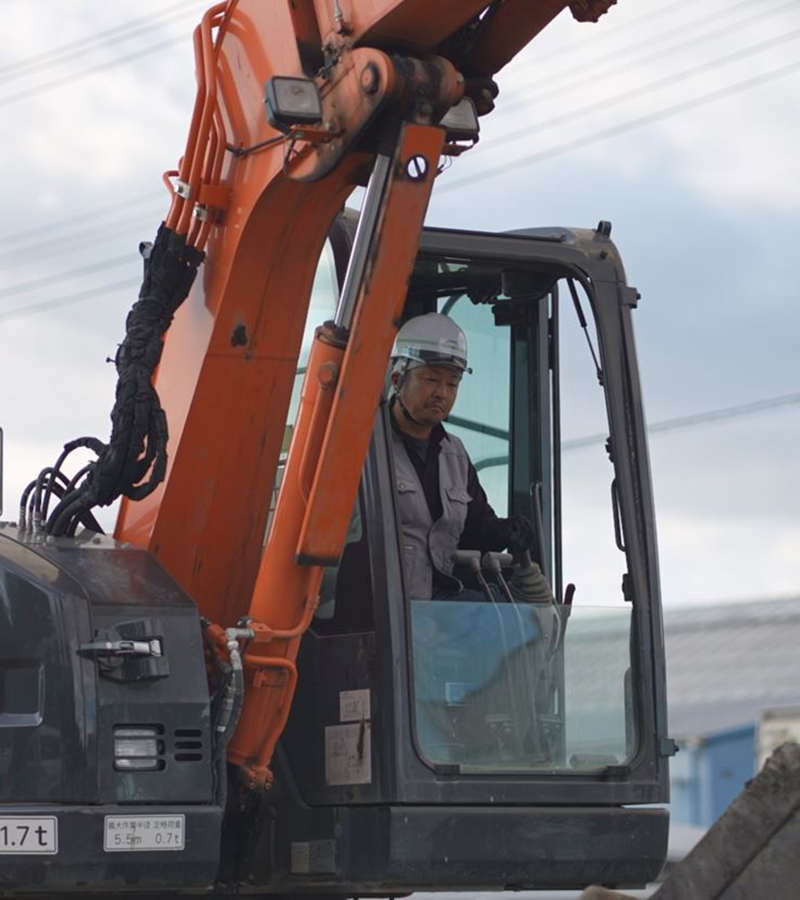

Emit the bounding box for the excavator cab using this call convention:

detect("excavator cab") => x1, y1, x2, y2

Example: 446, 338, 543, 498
241, 213, 673, 893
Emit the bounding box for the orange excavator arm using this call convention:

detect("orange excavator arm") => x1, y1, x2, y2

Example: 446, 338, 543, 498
107, 0, 617, 787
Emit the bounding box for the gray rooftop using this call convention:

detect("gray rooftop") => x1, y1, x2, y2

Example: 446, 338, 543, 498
664, 596, 800, 738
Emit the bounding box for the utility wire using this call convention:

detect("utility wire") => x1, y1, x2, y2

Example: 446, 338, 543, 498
0, 279, 139, 323
5, 2, 794, 252
473, 28, 800, 160
1, 192, 164, 246
4, 5, 798, 321
0, 0, 204, 83
2, 0, 790, 255
0, 255, 135, 300
563, 392, 800, 451
440, 58, 800, 194
6, 53, 799, 320
0, 214, 161, 267
496, 0, 798, 120
517, 0, 705, 67
0, 35, 188, 108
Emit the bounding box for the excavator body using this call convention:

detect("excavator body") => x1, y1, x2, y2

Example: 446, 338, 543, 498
0, 0, 673, 894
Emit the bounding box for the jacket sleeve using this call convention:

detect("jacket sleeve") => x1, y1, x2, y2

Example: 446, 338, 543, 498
458, 459, 513, 552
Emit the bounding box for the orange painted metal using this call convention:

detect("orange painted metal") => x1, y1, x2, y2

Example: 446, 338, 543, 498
224, 326, 344, 783
313, 0, 491, 52
468, 0, 568, 77
227, 123, 445, 786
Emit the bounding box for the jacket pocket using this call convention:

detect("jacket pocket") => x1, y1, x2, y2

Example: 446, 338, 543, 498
444, 486, 470, 539
445, 487, 471, 504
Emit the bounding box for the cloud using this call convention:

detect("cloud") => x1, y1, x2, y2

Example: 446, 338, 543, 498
658, 509, 800, 604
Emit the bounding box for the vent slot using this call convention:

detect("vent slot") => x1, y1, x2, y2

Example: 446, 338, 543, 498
173, 728, 204, 762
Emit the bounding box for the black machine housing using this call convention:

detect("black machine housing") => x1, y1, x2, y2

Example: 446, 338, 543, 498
0, 525, 221, 892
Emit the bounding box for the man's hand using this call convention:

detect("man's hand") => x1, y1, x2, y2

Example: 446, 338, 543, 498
505, 515, 535, 555
510, 557, 555, 605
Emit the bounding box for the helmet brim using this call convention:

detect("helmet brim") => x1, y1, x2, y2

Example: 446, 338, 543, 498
398, 348, 471, 374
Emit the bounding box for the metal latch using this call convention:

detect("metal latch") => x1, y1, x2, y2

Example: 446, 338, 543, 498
620, 285, 641, 308
79, 638, 163, 659
660, 737, 680, 757
78, 618, 170, 682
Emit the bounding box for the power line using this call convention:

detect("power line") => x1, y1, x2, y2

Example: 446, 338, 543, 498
4, 5, 797, 322
496, 0, 798, 121
0, 0, 204, 84
0, 255, 135, 300
0, 278, 139, 323
6, 19, 793, 258
7, 4, 792, 253
563, 392, 800, 450
0, 193, 164, 246
440, 58, 800, 194
0, 214, 160, 267
516, 0, 705, 67
472, 28, 800, 160
6, 57, 799, 322
3, 1, 791, 257
0, 35, 188, 108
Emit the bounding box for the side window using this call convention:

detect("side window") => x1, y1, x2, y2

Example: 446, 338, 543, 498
437, 297, 510, 516
555, 279, 627, 609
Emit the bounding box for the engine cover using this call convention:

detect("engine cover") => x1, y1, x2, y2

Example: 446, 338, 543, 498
0, 524, 222, 891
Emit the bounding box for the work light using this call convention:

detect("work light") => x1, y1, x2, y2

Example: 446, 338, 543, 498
265, 77, 323, 132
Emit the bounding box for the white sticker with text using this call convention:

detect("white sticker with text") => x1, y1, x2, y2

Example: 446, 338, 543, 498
339, 688, 370, 723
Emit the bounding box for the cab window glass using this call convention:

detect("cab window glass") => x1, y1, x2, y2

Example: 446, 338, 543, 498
437, 295, 510, 517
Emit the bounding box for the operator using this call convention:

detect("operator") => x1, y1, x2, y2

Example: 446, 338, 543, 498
389, 312, 536, 601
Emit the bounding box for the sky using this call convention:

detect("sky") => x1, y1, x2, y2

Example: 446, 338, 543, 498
0, 0, 798, 609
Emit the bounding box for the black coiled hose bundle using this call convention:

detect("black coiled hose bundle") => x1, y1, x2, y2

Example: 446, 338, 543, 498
27, 224, 204, 537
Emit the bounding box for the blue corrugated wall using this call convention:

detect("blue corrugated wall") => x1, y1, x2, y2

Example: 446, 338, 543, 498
669, 725, 756, 827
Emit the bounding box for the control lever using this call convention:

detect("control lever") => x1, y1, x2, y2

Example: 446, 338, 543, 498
450, 549, 495, 603
481, 551, 515, 603
509, 550, 556, 605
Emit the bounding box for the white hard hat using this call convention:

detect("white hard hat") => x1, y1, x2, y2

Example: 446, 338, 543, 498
390, 313, 471, 374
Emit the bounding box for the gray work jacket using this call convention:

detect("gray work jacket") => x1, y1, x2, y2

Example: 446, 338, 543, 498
391, 427, 472, 600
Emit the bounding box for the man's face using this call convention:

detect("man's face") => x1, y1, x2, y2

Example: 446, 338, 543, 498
397, 364, 462, 428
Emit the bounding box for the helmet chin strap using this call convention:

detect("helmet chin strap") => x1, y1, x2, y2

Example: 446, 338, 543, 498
396, 391, 426, 427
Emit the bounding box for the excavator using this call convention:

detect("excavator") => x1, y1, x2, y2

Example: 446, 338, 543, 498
0, 1, 676, 895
